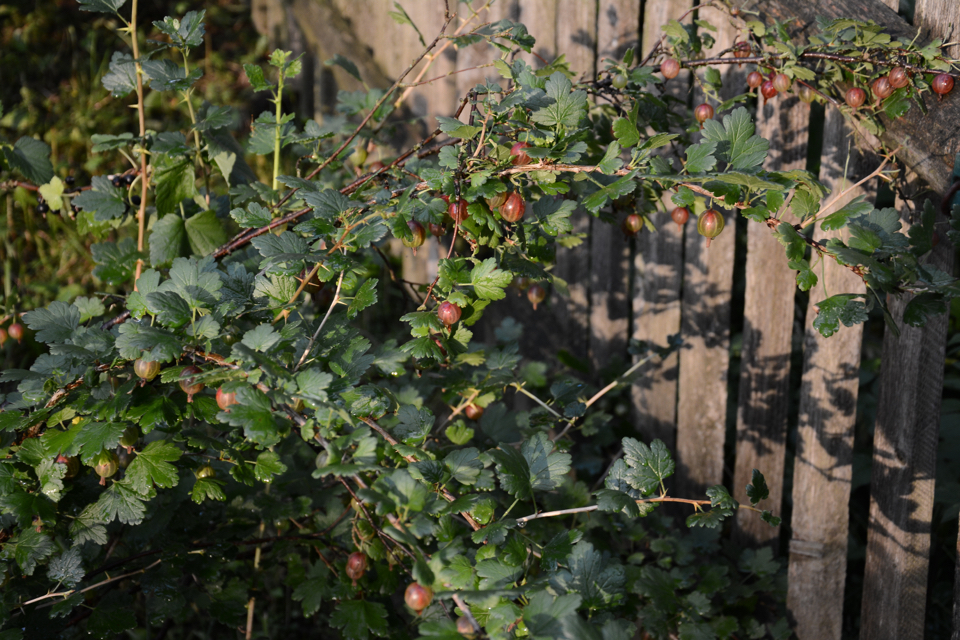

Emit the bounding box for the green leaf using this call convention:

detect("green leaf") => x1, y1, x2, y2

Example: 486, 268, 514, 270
102, 52, 138, 97
488, 432, 571, 499
75, 421, 125, 463
23, 301, 79, 343
141, 59, 202, 92
191, 477, 227, 503
292, 562, 328, 616
684, 141, 717, 174
92, 238, 140, 285
812, 294, 868, 337
444, 447, 482, 485
152, 11, 206, 50
73, 176, 126, 221
761, 510, 782, 526
903, 293, 946, 327
436, 115, 481, 139
145, 291, 192, 328
231, 202, 272, 228
78, 0, 125, 12
700, 107, 768, 171
330, 599, 389, 639
2, 136, 54, 184
126, 440, 182, 493
790, 260, 818, 291
522, 590, 583, 638
597, 141, 623, 174
9, 528, 54, 575
471, 258, 513, 300
47, 547, 84, 588
325, 53, 362, 82
348, 278, 378, 318
95, 481, 149, 525
149, 214, 187, 267
394, 405, 434, 443
706, 484, 739, 510
532, 72, 588, 130
217, 386, 281, 447
622, 437, 675, 494
255, 450, 287, 482
550, 541, 625, 609
243, 64, 272, 92
185, 209, 228, 256
747, 469, 770, 506
686, 507, 733, 529
612, 118, 640, 148
38, 176, 65, 211
821, 195, 873, 231
87, 592, 137, 639
155, 159, 196, 216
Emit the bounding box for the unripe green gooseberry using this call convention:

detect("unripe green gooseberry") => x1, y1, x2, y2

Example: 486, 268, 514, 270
119, 426, 139, 452
196, 464, 215, 479
772, 73, 791, 93
612, 73, 628, 89
697, 209, 725, 247
93, 450, 119, 486
134, 357, 160, 384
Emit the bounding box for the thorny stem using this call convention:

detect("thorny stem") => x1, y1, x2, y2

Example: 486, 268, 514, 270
294, 270, 345, 372
515, 496, 713, 525
128, 0, 149, 286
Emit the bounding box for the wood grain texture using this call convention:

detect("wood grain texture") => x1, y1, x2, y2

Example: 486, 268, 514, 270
674, 6, 740, 494
550, 0, 597, 367
786, 109, 869, 640
741, 0, 960, 196
859, 0, 957, 633
732, 93, 809, 550
589, 1, 640, 378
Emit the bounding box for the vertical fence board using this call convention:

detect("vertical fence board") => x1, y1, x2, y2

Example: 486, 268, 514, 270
589, 1, 640, 376
674, 7, 740, 496
629, 0, 690, 446
551, 0, 597, 367
732, 93, 809, 550
786, 110, 869, 640
860, 0, 957, 636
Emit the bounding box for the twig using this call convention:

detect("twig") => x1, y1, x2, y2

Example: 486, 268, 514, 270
294, 270, 345, 372
514, 496, 712, 525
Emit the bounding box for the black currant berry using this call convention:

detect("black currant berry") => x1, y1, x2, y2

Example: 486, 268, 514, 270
36, 202, 50, 214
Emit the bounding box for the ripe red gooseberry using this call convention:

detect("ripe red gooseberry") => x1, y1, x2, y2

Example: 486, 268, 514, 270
428, 222, 446, 237
179, 365, 204, 403
845, 87, 866, 108
733, 42, 751, 59
671, 207, 690, 227
871, 76, 893, 100
888, 66, 909, 89
746, 71, 763, 90
0, 327, 7, 347
660, 58, 680, 79
622, 213, 643, 236
760, 81, 777, 103
694, 103, 714, 127
527, 283, 547, 310
932, 73, 954, 98
8, 323, 23, 342
510, 142, 531, 165
216, 387, 238, 412
464, 404, 484, 421
437, 301, 462, 326
697, 209, 725, 247
499, 192, 526, 223
404, 582, 433, 613
448, 199, 469, 223
345, 552, 368, 584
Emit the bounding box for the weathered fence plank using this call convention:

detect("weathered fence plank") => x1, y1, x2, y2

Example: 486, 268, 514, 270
731, 92, 809, 550
674, 6, 740, 496
861, 9, 957, 640
786, 109, 869, 640
859, 1, 957, 636
589, 0, 640, 377
629, 0, 690, 447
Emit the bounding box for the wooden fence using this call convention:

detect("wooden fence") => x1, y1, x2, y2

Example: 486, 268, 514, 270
252, 0, 960, 637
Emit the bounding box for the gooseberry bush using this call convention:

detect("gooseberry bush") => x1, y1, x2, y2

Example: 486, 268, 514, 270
1, 1, 959, 638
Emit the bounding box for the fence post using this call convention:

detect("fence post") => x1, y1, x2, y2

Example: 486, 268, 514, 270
859, 0, 957, 636
786, 109, 869, 639
731, 92, 809, 550
628, 0, 691, 448
674, 6, 740, 497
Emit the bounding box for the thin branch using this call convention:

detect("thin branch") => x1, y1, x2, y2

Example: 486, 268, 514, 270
294, 270, 345, 372
514, 496, 713, 525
